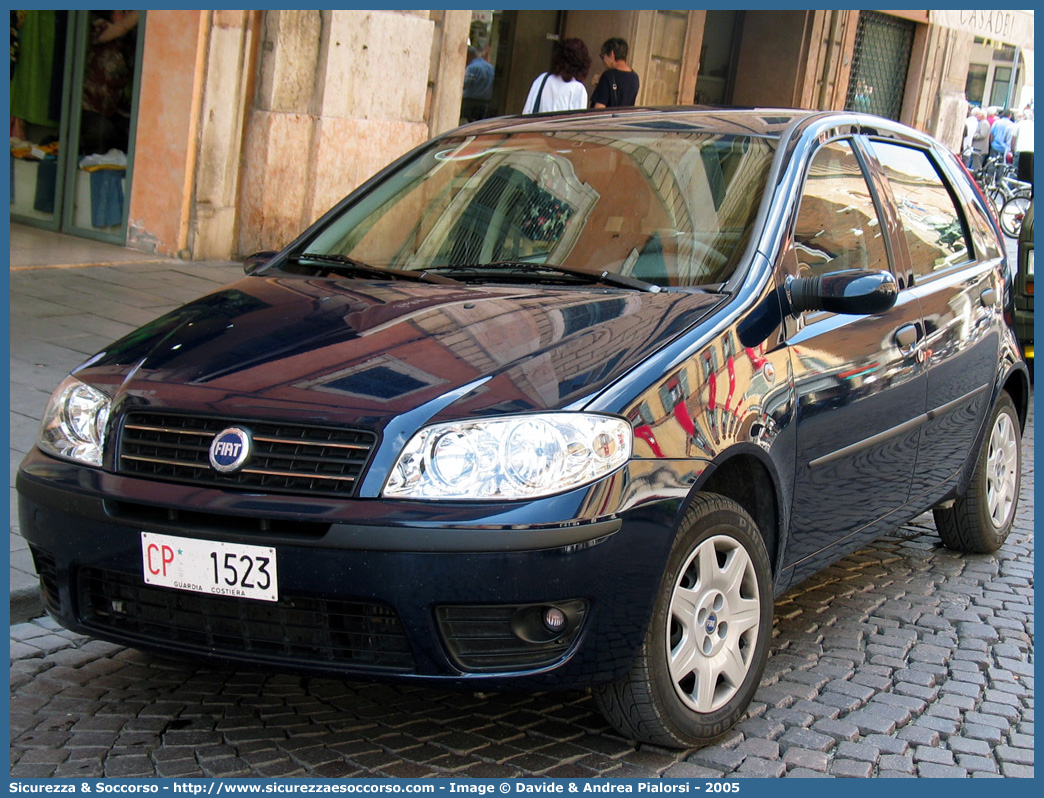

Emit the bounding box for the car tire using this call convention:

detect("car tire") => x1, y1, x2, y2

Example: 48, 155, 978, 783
594, 493, 773, 748
933, 393, 1021, 553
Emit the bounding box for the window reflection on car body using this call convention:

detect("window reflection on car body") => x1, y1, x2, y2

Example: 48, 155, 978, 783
426, 260, 663, 293
287, 253, 462, 285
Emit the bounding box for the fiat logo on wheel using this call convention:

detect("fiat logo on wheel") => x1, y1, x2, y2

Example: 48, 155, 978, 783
209, 427, 252, 473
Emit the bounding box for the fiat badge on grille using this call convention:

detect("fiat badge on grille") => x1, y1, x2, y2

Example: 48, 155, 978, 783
209, 427, 252, 473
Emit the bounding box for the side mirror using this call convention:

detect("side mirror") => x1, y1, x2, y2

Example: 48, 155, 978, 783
786, 269, 898, 316
243, 251, 278, 275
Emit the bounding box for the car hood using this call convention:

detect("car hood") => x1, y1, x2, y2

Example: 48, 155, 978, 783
80, 275, 722, 430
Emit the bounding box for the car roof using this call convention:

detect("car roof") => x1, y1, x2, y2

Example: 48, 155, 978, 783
454, 106, 808, 138
451, 107, 933, 149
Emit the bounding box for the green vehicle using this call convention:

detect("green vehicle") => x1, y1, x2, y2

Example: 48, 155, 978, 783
1014, 200, 1034, 376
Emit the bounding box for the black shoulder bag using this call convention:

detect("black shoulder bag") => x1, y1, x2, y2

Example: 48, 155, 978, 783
533, 73, 551, 113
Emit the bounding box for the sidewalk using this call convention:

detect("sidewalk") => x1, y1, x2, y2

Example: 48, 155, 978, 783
8, 222, 241, 622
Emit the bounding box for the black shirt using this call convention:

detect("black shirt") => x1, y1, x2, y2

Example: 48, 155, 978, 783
591, 69, 640, 108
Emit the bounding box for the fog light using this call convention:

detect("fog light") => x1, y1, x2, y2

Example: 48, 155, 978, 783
436, 600, 589, 671
543, 606, 567, 633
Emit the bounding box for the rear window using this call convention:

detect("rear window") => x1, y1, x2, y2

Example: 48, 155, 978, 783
303, 130, 777, 287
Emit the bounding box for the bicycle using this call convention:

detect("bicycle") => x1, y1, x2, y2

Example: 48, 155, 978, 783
999, 193, 1031, 238
974, 155, 1031, 237
988, 165, 1031, 207
972, 156, 1003, 214
972, 154, 1001, 194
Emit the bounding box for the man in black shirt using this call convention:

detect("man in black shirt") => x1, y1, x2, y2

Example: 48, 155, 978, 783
591, 37, 640, 109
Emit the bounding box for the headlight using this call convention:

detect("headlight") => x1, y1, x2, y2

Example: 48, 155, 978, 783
383, 413, 632, 500
38, 376, 112, 467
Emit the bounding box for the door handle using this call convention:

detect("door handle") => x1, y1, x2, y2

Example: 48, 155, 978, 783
980, 288, 997, 307
896, 323, 932, 363
895, 324, 920, 355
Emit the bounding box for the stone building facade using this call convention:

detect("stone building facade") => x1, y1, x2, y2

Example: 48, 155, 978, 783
10, 9, 1033, 260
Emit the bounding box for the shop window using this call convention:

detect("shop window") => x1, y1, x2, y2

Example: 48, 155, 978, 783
993, 44, 1016, 62
965, 64, 988, 106
989, 66, 1014, 108
10, 10, 142, 240
845, 11, 914, 121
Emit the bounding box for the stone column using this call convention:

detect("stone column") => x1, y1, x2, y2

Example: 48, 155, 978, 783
237, 9, 468, 256
190, 11, 262, 260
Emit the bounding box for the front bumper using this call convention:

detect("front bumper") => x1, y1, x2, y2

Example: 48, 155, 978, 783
17, 448, 684, 690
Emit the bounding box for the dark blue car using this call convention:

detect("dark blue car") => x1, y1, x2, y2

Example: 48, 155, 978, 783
17, 109, 1028, 747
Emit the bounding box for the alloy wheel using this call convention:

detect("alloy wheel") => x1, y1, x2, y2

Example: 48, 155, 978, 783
986, 410, 1019, 528
666, 534, 761, 713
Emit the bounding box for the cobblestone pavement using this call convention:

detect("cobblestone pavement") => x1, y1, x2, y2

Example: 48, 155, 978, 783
10, 410, 1034, 780
9, 252, 243, 616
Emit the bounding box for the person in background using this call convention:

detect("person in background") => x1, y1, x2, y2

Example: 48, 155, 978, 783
461, 44, 494, 122
93, 9, 138, 44
968, 107, 991, 172
591, 37, 639, 109
962, 105, 979, 163
1012, 109, 1034, 192
522, 37, 590, 114
989, 109, 1015, 181
991, 109, 1015, 156
80, 10, 138, 156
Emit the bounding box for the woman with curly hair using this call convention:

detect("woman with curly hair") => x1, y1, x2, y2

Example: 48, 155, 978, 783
522, 37, 591, 114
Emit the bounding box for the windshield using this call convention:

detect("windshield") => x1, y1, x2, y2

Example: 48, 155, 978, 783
301, 129, 777, 288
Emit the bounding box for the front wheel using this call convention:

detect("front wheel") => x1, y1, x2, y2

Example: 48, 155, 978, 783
594, 494, 773, 748
933, 393, 1021, 553
999, 195, 1031, 238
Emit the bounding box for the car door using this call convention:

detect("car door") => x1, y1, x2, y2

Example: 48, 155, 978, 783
864, 139, 1002, 504
780, 138, 927, 582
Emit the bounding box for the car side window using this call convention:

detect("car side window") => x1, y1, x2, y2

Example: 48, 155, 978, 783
869, 141, 971, 278
792, 140, 889, 280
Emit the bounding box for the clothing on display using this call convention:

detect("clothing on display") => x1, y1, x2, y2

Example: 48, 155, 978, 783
9, 10, 65, 128
33, 157, 58, 213
89, 168, 124, 228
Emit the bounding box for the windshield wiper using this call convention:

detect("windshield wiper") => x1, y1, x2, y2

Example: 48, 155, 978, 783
429, 260, 662, 293
288, 253, 462, 285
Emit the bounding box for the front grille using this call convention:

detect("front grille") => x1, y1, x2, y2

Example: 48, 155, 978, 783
105, 501, 331, 539
79, 567, 415, 672
117, 411, 377, 498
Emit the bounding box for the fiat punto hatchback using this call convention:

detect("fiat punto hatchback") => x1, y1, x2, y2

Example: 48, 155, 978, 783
18, 109, 1028, 747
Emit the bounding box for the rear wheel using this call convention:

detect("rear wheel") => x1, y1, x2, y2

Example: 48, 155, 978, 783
933, 393, 1021, 553
594, 494, 773, 748
999, 195, 1031, 238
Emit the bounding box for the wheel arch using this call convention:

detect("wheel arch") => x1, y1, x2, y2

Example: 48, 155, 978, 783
1001, 363, 1030, 431
947, 358, 1029, 501
690, 448, 784, 580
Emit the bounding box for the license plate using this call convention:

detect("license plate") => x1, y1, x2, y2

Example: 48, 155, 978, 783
141, 532, 278, 602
